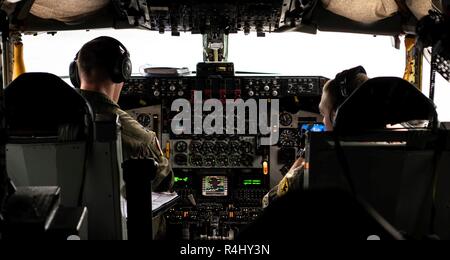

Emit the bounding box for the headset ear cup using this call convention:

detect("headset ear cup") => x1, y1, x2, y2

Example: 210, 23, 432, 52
111, 56, 132, 83
69, 61, 81, 88
336, 66, 366, 98
122, 57, 132, 80
111, 56, 124, 83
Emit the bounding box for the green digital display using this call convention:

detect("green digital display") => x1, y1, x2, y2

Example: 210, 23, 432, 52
243, 180, 262, 186
175, 177, 190, 183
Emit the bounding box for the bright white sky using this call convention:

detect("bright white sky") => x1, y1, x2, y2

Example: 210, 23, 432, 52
22, 29, 450, 121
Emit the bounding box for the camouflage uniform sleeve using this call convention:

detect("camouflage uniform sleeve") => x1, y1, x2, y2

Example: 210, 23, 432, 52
262, 160, 305, 208
262, 185, 279, 208
148, 135, 174, 192
117, 109, 174, 192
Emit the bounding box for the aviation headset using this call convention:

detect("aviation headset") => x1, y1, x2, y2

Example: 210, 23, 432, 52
334, 65, 367, 99
69, 36, 132, 88
329, 65, 367, 125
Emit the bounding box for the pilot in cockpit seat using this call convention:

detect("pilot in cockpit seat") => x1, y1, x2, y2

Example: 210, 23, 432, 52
70, 36, 174, 238
263, 66, 369, 208
70, 36, 174, 192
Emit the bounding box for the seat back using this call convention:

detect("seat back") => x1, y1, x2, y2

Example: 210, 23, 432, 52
305, 130, 444, 238
5, 73, 126, 240
432, 133, 450, 240
5, 73, 92, 207
334, 77, 438, 133
304, 77, 450, 238
6, 142, 87, 207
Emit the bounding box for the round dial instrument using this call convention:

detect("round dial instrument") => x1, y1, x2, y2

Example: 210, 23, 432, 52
229, 154, 242, 167
241, 155, 255, 167
215, 142, 229, 154
190, 154, 203, 167
229, 142, 242, 154
203, 155, 216, 167
189, 142, 203, 154
203, 142, 215, 154
280, 112, 293, 127
216, 155, 229, 167
240, 142, 253, 154
175, 141, 188, 153
279, 129, 300, 147
174, 154, 188, 166
137, 113, 152, 128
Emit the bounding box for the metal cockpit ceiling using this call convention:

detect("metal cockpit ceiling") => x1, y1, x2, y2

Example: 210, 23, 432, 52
0, 0, 444, 36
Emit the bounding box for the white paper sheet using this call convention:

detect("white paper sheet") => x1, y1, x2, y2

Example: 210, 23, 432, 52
121, 192, 179, 218
151, 192, 179, 212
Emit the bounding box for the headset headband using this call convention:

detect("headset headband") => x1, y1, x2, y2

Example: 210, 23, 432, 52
73, 36, 130, 61
335, 66, 367, 98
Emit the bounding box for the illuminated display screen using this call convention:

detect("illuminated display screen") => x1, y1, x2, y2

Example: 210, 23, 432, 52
301, 123, 325, 133
202, 176, 228, 197
175, 177, 190, 183
243, 179, 262, 186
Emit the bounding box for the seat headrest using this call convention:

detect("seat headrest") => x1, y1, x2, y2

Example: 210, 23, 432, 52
334, 77, 437, 133
5, 73, 93, 140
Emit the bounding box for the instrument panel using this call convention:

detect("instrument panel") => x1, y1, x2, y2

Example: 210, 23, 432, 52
116, 0, 285, 35
122, 74, 326, 240
122, 75, 327, 101
171, 137, 259, 169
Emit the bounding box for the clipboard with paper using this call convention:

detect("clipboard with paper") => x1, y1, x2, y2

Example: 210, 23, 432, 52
151, 192, 180, 216
121, 192, 180, 218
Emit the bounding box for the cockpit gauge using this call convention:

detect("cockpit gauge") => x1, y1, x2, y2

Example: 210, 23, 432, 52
204, 155, 217, 167
215, 142, 229, 154
241, 155, 255, 167
203, 142, 215, 154
229, 142, 242, 154
190, 142, 203, 154
229, 154, 242, 167
279, 129, 301, 147
241, 142, 253, 154
174, 154, 188, 166
280, 112, 293, 127
216, 155, 229, 167
175, 141, 188, 153
137, 113, 152, 128
190, 154, 204, 167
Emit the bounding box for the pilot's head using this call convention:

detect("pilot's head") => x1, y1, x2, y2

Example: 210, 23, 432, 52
319, 66, 369, 131
72, 36, 132, 102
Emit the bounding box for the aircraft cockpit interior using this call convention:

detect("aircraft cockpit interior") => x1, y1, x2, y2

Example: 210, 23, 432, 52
0, 0, 450, 247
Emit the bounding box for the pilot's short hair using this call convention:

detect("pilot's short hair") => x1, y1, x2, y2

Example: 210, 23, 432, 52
77, 37, 124, 84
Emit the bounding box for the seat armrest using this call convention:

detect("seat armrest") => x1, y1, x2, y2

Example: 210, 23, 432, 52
94, 113, 121, 143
